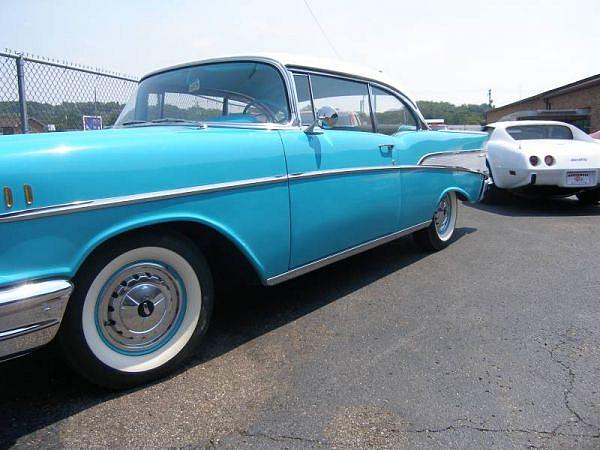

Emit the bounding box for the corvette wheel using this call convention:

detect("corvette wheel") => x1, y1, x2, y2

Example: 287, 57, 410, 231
414, 191, 458, 251
59, 232, 213, 389
576, 188, 600, 205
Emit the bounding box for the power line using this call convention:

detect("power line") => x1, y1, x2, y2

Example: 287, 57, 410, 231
302, 0, 340, 59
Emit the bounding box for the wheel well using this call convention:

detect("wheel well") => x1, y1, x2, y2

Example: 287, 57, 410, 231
454, 191, 469, 202
79, 221, 263, 288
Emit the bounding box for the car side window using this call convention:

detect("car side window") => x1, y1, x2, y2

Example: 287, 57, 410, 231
310, 75, 374, 132
293, 74, 315, 126
371, 87, 417, 135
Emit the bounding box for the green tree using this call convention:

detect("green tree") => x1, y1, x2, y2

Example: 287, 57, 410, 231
417, 101, 491, 125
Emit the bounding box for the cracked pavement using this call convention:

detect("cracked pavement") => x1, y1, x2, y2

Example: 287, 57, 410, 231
1, 195, 600, 449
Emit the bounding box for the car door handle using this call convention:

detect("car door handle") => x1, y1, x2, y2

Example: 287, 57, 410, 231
378, 144, 395, 150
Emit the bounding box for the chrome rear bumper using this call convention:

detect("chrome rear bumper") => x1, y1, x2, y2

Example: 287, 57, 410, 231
0, 280, 72, 360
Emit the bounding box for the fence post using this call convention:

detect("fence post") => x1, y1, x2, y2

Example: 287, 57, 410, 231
15, 55, 29, 133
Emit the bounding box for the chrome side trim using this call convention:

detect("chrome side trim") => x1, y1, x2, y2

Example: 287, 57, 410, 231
0, 279, 72, 307
410, 164, 484, 176
417, 148, 485, 165
0, 164, 484, 224
289, 166, 401, 180
0, 279, 73, 359
266, 221, 431, 286
0, 175, 288, 223
289, 165, 484, 180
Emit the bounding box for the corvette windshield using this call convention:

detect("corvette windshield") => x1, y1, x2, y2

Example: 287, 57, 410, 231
115, 61, 290, 126
506, 125, 573, 140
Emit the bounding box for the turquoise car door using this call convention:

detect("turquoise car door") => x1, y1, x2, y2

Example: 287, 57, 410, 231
370, 86, 440, 229
280, 73, 401, 268
370, 86, 486, 230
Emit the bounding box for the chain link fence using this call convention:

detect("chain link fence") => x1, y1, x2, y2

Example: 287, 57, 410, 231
0, 50, 138, 134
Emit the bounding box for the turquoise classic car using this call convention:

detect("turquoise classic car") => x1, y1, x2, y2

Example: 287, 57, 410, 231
0, 54, 487, 388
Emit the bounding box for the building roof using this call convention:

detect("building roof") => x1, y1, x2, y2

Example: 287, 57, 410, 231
492, 73, 600, 112
142, 53, 416, 106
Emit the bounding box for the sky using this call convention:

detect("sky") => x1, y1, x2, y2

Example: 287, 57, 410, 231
1, 0, 598, 107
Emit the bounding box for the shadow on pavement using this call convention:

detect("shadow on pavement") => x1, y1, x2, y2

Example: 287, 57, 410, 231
467, 193, 600, 217
0, 228, 474, 447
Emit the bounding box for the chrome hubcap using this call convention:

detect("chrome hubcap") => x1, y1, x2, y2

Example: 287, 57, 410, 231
97, 262, 183, 354
434, 195, 452, 235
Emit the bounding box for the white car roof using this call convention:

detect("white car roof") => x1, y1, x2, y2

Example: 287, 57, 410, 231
488, 120, 597, 142
142, 53, 416, 105
488, 120, 575, 128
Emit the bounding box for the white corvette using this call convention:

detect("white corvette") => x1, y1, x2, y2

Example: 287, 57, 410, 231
484, 120, 600, 203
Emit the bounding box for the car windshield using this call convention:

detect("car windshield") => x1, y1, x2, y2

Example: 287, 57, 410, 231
115, 61, 290, 126
506, 125, 573, 140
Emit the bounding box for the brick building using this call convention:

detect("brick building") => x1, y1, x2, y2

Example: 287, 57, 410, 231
486, 74, 600, 134
0, 117, 45, 134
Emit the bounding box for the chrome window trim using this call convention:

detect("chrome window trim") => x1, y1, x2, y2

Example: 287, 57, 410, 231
0, 165, 483, 224
266, 220, 431, 285
286, 73, 317, 128
129, 57, 301, 130
287, 66, 427, 129
369, 84, 421, 134
298, 71, 377, 133
185, 122, 296, 130
367, 83, 377, 132
132, 56, 431, 131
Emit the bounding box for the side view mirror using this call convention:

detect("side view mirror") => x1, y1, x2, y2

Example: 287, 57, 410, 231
304, 105, 338, 134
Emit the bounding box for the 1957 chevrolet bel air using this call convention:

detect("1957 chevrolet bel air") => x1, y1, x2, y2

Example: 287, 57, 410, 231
0, 54, 487, 388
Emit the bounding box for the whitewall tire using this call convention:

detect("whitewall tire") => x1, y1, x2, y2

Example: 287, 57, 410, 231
59, 232, 213, 389
414, 191, 458, 251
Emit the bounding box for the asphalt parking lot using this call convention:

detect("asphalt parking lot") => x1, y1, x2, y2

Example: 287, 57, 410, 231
1, 195, 600, 449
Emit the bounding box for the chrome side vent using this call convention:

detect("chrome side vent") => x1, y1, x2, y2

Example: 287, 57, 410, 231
24, 184, 34, 205
3, 187, 13, 209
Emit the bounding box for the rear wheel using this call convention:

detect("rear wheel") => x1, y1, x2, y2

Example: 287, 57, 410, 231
414, 191, 458, 251
576, 188, 600, 204
59, 232, 213, 389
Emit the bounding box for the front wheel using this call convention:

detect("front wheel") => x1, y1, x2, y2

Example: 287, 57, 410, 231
59, 232, 213, 389
414, 191, 458, 251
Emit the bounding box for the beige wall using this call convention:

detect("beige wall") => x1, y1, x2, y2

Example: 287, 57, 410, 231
486, 84, 600, 132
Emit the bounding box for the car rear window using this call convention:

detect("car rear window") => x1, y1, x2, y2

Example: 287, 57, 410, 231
506, 125, 573, 140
